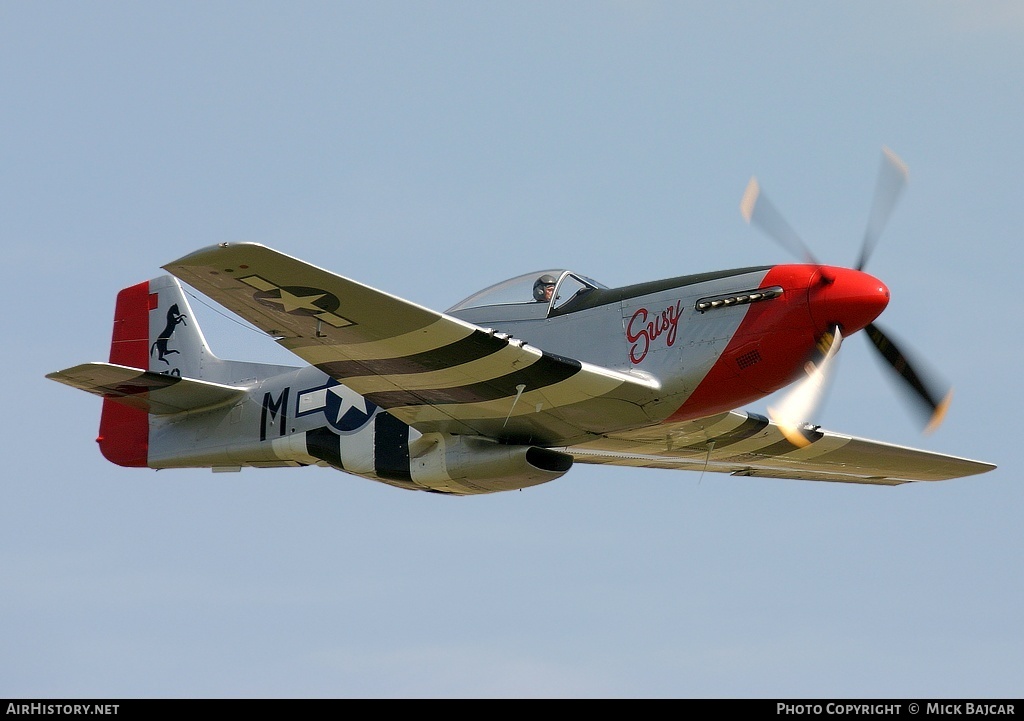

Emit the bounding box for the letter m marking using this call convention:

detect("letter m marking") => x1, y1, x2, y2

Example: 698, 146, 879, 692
260, 388, 289, 441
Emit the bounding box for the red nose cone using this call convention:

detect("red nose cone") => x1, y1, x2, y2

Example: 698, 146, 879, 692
809, 267, 890, 334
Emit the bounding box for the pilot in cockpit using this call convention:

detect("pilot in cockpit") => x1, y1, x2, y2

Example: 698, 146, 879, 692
533, 274, 557, 302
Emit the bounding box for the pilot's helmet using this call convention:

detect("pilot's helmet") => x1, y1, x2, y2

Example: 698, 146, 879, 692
533, 274, 557, 301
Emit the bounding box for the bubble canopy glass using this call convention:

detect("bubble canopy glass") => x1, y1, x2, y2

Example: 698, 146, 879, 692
446, 270, 607, 313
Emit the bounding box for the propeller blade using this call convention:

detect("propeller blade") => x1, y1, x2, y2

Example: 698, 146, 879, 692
855, 147, 909, 271
740, 176, 820, 265
864, 322, 952, 433
769, 326, 843, 447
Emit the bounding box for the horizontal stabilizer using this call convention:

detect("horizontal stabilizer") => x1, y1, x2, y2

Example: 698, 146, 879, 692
47, 362, 247, 415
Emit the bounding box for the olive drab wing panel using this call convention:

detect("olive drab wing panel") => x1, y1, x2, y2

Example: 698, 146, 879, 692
562, 410, 995, 484
164, 243, 661, 445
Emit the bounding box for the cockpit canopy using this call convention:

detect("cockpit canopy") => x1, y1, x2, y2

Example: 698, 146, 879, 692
447, 269, 607, 314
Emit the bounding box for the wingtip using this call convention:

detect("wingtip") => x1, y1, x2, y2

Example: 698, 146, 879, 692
160, 242, 272, 272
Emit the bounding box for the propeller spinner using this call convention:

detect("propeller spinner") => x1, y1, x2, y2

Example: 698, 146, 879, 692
742, 148, 952, 439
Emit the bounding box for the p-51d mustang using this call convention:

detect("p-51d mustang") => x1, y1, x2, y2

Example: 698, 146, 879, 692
48, 151, 995, 494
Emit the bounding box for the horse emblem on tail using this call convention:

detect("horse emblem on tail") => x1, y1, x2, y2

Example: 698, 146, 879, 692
151, 303, 188, 364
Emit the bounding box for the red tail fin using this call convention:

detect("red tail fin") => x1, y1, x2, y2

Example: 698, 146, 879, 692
97, 280, 151, 467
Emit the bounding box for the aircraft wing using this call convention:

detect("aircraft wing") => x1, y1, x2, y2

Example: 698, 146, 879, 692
164, 243, 660, 444
562, 410, 995, 484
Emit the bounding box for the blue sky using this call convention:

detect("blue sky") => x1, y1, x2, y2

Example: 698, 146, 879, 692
3, 2, 1021, 698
